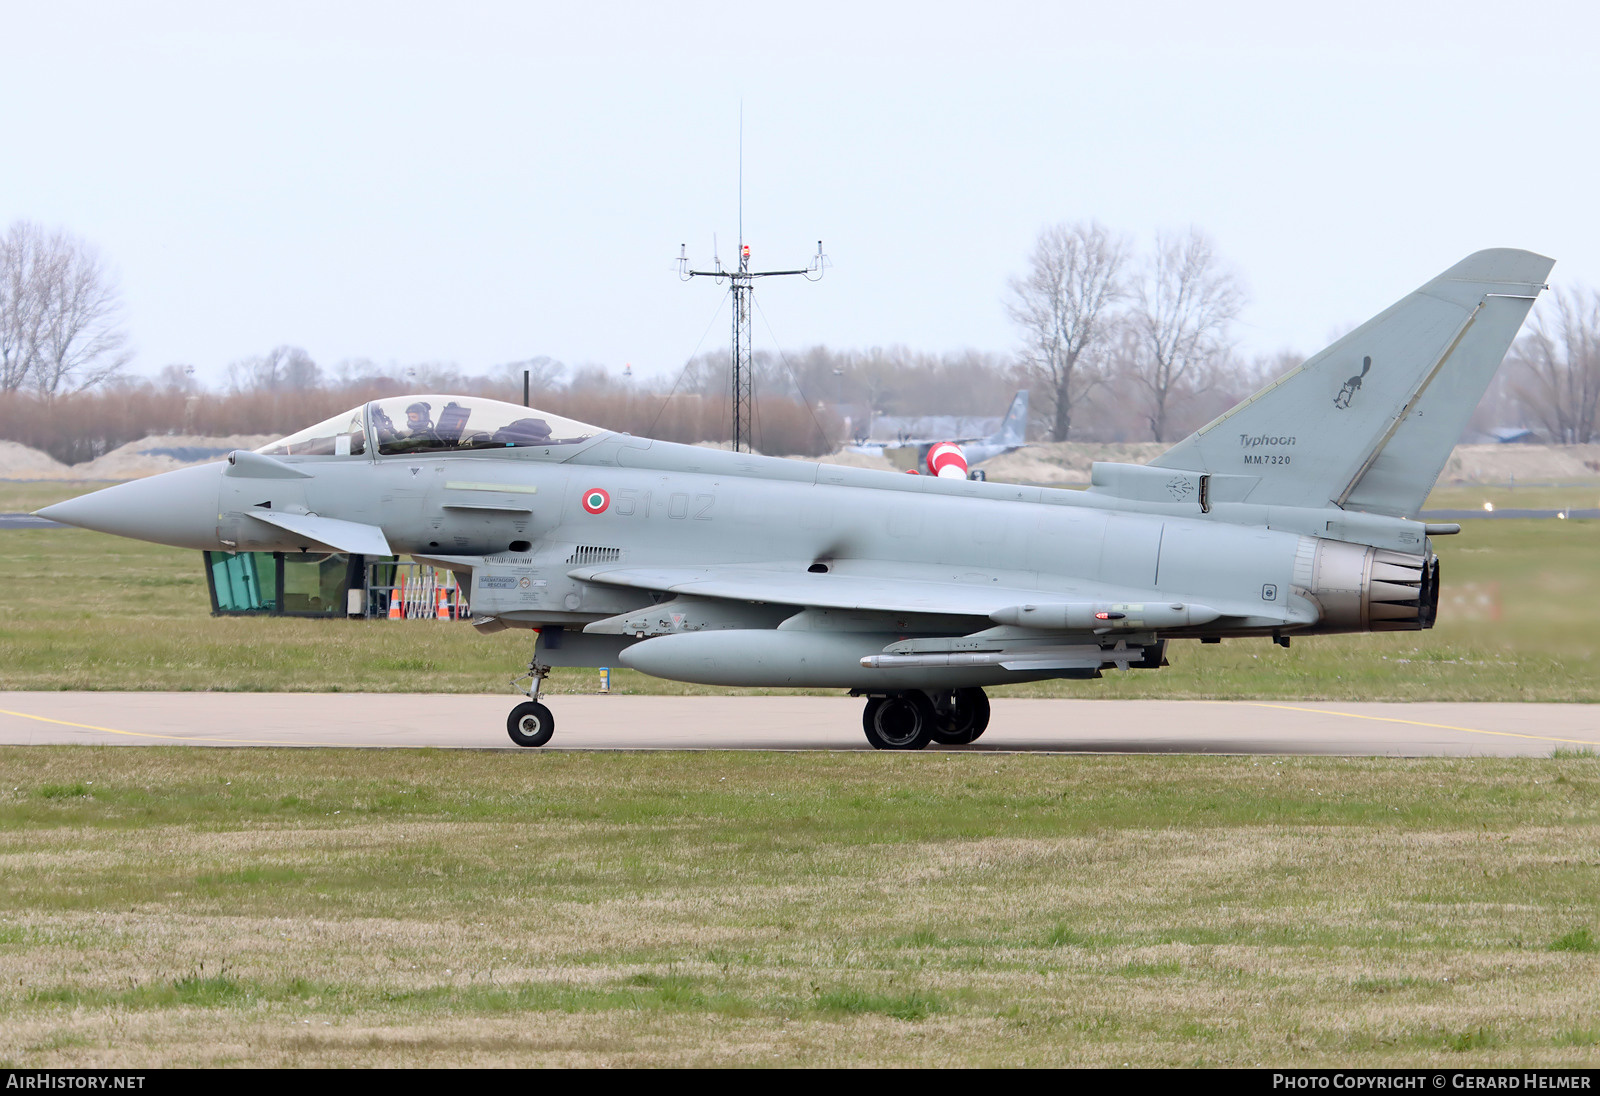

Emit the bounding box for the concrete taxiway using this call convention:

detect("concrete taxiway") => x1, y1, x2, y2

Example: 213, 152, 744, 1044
0, 513, 65, 529
0, 693, 1594, 755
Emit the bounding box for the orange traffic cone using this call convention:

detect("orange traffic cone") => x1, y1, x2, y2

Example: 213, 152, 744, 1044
388, 574, 404, 620
436, 585, 449, 620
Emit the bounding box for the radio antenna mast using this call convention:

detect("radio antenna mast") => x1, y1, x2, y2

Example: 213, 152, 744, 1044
678, 109, 826, 454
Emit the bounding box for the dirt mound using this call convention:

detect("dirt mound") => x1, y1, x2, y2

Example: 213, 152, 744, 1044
74, 435, 274, 480
0, 436, 275, 481
0, 440, 76, 480
696, 442, 900, 471
1019, 441, 1169, 472
1439, 444, 1600, 484
814, 450, 896, 472
984, 442, 1600, 487
978, 451, 1084, 484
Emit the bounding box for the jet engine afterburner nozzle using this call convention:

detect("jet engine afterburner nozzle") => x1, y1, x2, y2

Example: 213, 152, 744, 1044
1304, 540, 1438, 632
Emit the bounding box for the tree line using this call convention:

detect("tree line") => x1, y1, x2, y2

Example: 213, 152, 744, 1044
1004, 220, 1600, 446
2, 216, 1597, 465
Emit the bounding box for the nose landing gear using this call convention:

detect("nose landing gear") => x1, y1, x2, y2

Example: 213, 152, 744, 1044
507, 652, 554, 747
507, 700, 554, 747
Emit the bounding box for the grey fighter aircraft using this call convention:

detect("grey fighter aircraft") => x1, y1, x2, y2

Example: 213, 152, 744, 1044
848, 389, 1030, 473
38, 249, 1552, 749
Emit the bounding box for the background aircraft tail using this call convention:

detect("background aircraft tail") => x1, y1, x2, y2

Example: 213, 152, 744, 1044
992, 390, 1029, 445
1150, 249, 1553, 516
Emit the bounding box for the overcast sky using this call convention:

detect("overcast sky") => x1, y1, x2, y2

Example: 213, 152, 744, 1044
3, 1, 1595, 388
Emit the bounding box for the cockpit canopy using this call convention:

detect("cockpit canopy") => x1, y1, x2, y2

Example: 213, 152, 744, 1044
255, 395, 605, 458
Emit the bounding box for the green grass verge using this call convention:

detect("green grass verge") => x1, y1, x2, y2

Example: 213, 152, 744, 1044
0, 748, 1596, 1066
1424, 484, 1600, 512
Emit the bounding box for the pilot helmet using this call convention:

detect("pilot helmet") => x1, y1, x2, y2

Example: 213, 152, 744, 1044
406, 401, 432, 424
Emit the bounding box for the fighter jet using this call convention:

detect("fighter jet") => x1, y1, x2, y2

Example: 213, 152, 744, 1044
38, 249, 1552, 750
849, 389, 1029, 474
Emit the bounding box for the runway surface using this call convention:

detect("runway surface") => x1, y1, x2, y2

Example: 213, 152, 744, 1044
1420, 508, 1600, 520
0, 693, 1594, 755
0, 513, 64, 529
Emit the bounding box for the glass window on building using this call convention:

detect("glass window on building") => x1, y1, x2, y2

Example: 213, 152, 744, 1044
204, 551, 364, 617
281, 553, 346, 615
207, 552, 277, 613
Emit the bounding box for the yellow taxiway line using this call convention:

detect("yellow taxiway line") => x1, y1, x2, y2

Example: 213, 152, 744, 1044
0, 707, 347, 748
1247, 702, 1600, 748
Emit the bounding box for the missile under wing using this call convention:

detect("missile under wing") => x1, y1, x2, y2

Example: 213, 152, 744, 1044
38, 249, 1553, 750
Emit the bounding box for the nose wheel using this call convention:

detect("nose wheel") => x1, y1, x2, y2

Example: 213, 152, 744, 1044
507, 700, 555, 747
508, 650, 555, 748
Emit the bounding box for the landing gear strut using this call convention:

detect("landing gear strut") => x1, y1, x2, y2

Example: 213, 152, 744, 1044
508, 652, 554, 748
930, 687, 991, 745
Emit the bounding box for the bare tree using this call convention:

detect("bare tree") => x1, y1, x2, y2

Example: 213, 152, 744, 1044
156, 363, 201, 393
1005, 221, 1128, 442
406, 361, 467, 392
227, 345, 320, 393
1507, 286, 1600, 444
0, 222, 44, 392
677, 350, 734, 399
327, 357, 386, 388
0, 220, 130, 396
1128, 228, 1245, 442
496, 355, 567, 397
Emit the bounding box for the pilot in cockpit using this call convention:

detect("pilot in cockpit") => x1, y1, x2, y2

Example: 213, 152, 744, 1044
404, 402, 440, 443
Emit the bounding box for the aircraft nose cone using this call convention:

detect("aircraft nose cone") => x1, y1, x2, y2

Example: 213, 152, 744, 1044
35, 463, 225, 550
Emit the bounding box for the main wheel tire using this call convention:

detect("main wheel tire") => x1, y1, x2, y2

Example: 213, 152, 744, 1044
507, 701, 555, 747
862, 692, 934, 750
930, 687, 991, 745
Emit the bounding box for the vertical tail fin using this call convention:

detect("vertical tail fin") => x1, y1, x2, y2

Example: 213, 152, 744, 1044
992, 390, 1029, 445
1151, 249, 1553, 516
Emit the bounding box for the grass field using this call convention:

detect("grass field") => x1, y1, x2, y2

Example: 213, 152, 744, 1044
0, 748, 1596, 1067
3, 483, 1597, 1068
1424, 485, 1600, 512
2, 481, 1595, 700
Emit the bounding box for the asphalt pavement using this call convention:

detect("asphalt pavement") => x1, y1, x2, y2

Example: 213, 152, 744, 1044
0, 693, 1593, 755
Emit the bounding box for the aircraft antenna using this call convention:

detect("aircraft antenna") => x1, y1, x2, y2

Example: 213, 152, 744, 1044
678, 115, 826, 454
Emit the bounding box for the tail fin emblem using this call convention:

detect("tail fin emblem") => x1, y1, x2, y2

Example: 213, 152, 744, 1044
1334, 356, 1373, 409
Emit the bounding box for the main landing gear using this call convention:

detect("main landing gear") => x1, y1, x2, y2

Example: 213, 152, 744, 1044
507, 654, 554, 747
860, 688, 991, 750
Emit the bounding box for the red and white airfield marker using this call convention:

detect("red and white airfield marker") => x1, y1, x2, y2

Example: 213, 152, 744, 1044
927, 442, 968, 479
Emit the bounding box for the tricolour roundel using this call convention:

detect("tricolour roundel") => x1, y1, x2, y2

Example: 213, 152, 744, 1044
581, 487, 610, 514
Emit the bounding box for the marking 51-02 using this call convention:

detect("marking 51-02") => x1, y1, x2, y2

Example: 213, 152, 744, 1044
612, 490, 715, 520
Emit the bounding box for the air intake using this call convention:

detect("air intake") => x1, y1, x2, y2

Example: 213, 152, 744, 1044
566, 545, 622, 566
